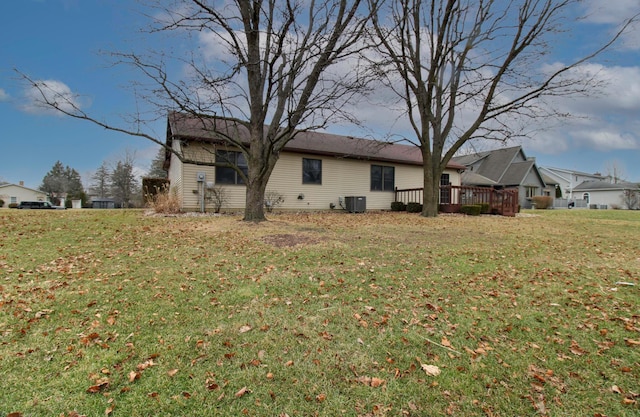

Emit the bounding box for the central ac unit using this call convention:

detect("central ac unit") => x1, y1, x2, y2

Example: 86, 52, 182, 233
345, 196, 366, 213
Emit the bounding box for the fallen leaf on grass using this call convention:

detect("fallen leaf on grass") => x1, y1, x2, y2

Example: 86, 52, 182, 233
87, 381, 110, 393
421, 364, 441, 376
356, 376, 386, 387
128, 371, 140, 382
624, 338, 640, 347
235, 386, 250, 397
167, 368, 179, 377
239, 325, 252, 334
569, 340, 588, 356
441, 337, 453, 348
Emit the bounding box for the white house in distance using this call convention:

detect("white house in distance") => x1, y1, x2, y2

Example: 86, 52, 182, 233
539, 167, 639, 209
0, 182, 48, 208
538, 166, 609, 200
572, 181, 639, 209
164, 113, 464, 212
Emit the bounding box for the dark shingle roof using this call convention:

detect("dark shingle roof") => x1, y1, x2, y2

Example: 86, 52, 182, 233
452, 145, 545, 187
167, 113, 465, 169
501, 160, 535, 185
573, 181, 639, 191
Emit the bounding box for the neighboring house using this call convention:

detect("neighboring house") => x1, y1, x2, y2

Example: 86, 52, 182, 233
0, 182, 48, 208
451, 146, 546, 209
90, 198, 117, 209
572, 181, 639, 209
538, 166, 609, 200
164, 113, 464, 212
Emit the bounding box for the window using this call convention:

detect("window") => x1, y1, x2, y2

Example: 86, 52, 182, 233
440, 173, 451, 204
10, 196, 17, 204
582, 192, 590, 204
371, 165, 395, 191
302, 158, 322, 184
215, 150, 248, 185
526, 186, 537, 198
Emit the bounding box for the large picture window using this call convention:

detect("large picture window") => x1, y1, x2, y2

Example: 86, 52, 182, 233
215, 150, 248, 185
371, 165, 395, 191
302, 158, 322, 184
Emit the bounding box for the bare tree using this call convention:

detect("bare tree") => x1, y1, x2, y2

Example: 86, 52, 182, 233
622, 188, 639, 210
604, 160, 626, 184
19, 0, 373, 222
369, 0, 636, 217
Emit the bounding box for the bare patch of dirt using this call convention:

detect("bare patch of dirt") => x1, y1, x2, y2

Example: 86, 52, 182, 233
261, 233, 320, 247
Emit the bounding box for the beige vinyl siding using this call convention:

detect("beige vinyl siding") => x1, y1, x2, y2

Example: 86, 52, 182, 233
0, 185, 48, 208
167, 141, 185, 206
173, 144, 462, 212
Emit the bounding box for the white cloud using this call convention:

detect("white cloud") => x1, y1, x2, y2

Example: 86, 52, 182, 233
0, 88, 9, 101
581, 0, 640, 51
20, 79, 82, 116
582, 0, 639, 25
572, 129, 640, 151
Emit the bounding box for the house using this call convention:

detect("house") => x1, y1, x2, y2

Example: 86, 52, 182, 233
0, 182, 48, 208
538, 167, 609, 200
450, 146, 546, 209
164, 113, 464, 212
572, 181, 639, 209
90, 198, 117, 209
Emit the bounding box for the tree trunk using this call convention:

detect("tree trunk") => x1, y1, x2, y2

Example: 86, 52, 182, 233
244, 177, 268, 222
421, 152, 441, 218
242, 142, 279, 222
422, 169, 439, 217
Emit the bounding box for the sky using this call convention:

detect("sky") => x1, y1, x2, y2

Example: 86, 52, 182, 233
1, 0, 640, 190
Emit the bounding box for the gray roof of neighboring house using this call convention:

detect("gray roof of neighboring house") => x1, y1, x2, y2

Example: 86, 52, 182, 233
451, 146, 544, 187
540, 173, 559, 186
573, 181, 639, 191
166, 112, 466, 169
461, 171, 498, 186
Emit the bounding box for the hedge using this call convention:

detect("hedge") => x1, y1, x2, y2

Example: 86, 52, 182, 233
390, 201, 407, 211
406, 202, 423, 213
460, 204, 482, 216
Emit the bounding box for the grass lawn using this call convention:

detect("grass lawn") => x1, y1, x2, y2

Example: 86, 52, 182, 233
0, 209, 638, 416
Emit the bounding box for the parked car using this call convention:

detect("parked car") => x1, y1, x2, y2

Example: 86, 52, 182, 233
17, 201, 65, 209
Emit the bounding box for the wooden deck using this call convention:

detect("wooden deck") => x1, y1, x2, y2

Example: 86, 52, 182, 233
395, 185, 519, 217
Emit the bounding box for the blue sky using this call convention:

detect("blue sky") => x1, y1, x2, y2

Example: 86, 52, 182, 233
1, 0, 640, 190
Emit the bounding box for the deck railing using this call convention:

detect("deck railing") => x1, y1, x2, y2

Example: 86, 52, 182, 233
395, 185, 519, 216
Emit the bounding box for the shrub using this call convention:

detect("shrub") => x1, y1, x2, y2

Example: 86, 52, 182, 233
390, 201, 407, 211
264, 190, 285, 213
460, 204, 482, 215
479, 202, 490, 214
143, 178, 170, 203
205, 186, 228, 213
0, 199, 4, 207
8, 203, 18, 209
406, 202, 423, 213
531, 196, 553, 209
147, 188, 181, 214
